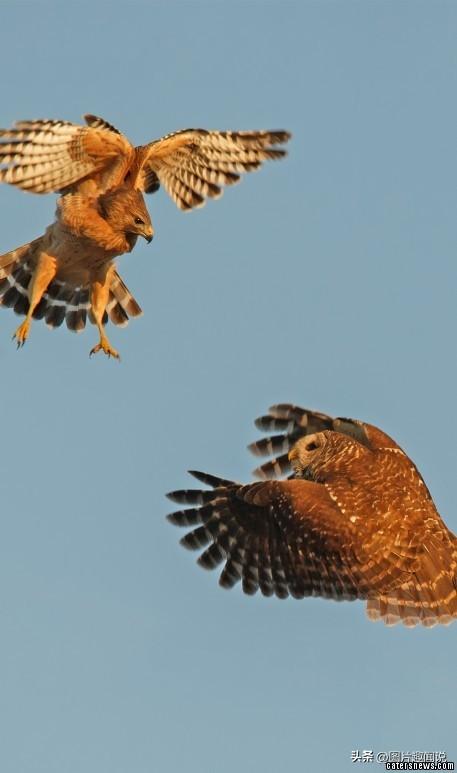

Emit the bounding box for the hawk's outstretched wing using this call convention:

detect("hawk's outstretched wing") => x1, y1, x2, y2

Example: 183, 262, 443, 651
168, 473, 366, 601
0, 115, 133, 194
167, 471, 436, 606
132, 128, 291, 210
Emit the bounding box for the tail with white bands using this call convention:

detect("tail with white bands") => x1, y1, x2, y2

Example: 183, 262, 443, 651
0, 242, 142, 332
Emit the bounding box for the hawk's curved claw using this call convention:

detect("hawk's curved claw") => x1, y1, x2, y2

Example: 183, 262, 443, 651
13, 320, 31, 349
89, 336, 120, 361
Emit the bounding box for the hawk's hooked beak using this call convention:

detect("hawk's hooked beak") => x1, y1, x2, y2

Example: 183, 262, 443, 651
143, 227, 154, 243
288, 447, 298, 463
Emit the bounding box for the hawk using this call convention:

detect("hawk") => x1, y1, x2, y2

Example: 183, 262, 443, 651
167, 404, 457, 627
0, 115, 290, 358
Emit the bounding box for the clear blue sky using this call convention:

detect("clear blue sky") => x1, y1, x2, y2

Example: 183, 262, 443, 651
0, 1, 456, 771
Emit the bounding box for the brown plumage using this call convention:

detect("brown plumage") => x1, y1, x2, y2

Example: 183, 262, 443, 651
0, 114, 291, 357
0, 186, 151, 358
167, 405, 457, 628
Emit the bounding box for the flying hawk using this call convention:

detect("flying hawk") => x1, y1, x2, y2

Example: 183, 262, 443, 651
167, 404, 457, 627
0, 115, 290, 357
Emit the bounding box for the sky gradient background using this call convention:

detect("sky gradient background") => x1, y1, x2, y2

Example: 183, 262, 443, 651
0, 2, 456, 771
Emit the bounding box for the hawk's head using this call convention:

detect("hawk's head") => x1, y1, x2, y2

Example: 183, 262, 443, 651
99, 186, 154, 244
288, 431, 370, 481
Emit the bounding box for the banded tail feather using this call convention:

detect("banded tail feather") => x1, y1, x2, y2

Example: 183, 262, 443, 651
106, 271, 142, 327
0, 240, 41, 316
0, 240, 40, 278
0, 243, 142, 332
65, 287, 89, 332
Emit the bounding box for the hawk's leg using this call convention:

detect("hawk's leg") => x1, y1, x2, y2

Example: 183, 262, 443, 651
89, 266, 119, 360
14, 252, 57, 347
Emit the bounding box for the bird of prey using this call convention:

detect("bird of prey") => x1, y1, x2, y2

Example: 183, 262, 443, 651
167, 404, 457, 627
0, 115, 290, 358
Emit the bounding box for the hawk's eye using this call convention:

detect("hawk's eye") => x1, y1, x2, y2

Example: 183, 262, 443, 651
305, 441, 319, 452
134, 217, 145, 226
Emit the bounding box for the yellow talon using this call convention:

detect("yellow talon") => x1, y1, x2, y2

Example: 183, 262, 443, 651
89, 336, 120, 360
13, 319, 31, 348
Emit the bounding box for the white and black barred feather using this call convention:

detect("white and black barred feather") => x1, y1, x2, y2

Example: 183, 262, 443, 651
0, 244, 142, 332
0, 115, 291, 206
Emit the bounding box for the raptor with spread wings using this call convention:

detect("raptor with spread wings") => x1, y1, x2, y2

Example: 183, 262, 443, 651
0, 115, 290, 357
167, 404, 457, 627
